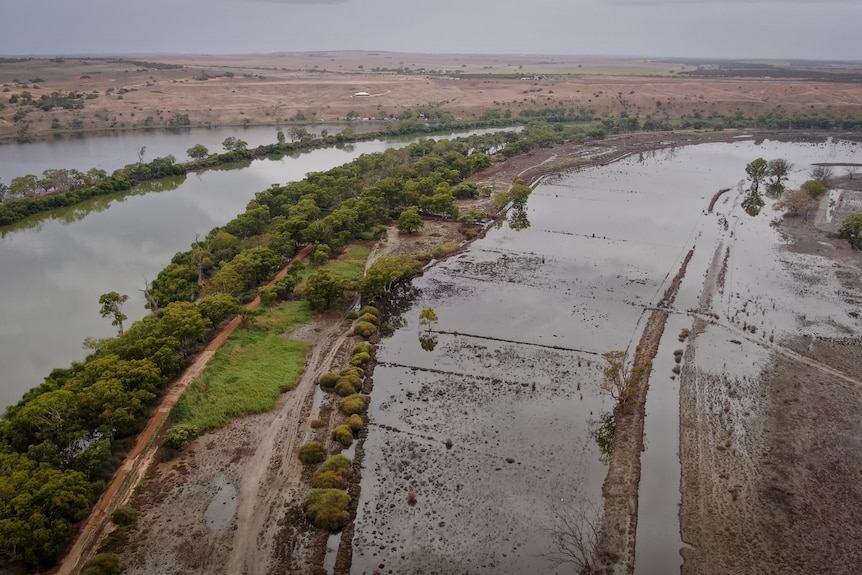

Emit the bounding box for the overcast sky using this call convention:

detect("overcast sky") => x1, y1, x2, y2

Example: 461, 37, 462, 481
2, 0, 860, 60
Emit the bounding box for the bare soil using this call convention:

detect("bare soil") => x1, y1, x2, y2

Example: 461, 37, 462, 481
3, 53, 862, 143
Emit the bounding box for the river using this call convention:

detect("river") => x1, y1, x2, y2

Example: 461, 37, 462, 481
0, 123, 382, 185
0, 127, 511, 412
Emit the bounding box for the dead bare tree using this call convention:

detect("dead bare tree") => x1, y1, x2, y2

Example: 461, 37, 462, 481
543, 499, 602, 574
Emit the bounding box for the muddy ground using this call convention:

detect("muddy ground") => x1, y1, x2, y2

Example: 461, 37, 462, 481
3, 53, 862, 143
679, 179, 862, 574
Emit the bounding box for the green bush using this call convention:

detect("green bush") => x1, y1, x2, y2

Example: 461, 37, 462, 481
351, 351, 371, 367
164, 423, 200, 449
433, 241, 460, 259
353, 321, 377, 339
111, 504, 137, 526
357, 313, 378, 325
331, 425, 354, 446
801, 179, 828, 199
346, 309, 359, 320
319, 372, 340, 389
359, 305, 379, 317
347, 414, 364, 432
303, 488, 351, 531
299, 441, 327, 465
339, 394, 368, 415
311, 454, 352, 487
311, 469, 348, 489
339, 366, 364, 378
839, 213, 862, 249
352, 341, 373, 355
334, 374, 361, 396
81, 553, 120, 575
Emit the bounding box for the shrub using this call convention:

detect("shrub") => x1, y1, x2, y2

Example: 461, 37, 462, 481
258, 286, 278, 307
801, 179, 828, 199
111, 504, 137, 526
331, 425, 354, 446
839, 213, 862, 249
81, 553, 120, 575
357, 313, 379, 325
353, 321, 377, 339
319, 372, 340, 389
303, 488, 351, 531
339, 394, 368, 415
347, 414, 364, 432
346, 309, 359, 320
334, 374, 361, 396
359, 305, 380, 317
311, 454, 352, 487
164, 423, 199, 449
339, 366, 364, 378
352, 341, 373, 355
311, 469, 348, 489
351, 351, 371, 367
299, 441, 327, 465
432, 241, 460, 259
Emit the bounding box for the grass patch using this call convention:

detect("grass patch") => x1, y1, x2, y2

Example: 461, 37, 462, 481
324, 244, 371, 282
298, 244, 371, 287
172, 301, 311, 431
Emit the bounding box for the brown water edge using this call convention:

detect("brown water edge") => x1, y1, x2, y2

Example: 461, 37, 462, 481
595, 248, 695, 575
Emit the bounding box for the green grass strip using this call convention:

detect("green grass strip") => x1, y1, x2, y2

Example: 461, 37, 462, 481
172, 301, 313, 431
173, 244, 370, 432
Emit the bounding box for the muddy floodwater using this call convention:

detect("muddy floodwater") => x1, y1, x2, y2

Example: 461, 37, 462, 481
350, 137, 861, 574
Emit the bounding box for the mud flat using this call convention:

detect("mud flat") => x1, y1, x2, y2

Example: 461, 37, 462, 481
679, 159, 862, 571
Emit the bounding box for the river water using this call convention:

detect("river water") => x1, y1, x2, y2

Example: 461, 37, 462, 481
349, 137, 861, 574
0, 123, 382, 185
0, 127, 509, 412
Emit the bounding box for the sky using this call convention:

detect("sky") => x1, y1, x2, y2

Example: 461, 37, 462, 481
2, 0, 861, 60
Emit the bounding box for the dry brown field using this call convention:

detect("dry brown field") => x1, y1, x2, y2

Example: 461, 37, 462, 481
1, 51, 861, 142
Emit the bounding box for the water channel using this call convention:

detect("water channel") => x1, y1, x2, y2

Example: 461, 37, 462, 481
349, 138, 861, 574
0, 127, 510, 412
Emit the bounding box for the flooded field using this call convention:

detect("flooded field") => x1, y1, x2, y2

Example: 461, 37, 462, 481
350, 138, 862, 574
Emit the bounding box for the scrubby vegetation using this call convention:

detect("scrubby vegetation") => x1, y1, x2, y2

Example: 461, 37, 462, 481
839, 214, 862, 249
303, 488, 352, 531
330, 425, 354, 447
339, 394, 368, 415
299, 441, 328, 465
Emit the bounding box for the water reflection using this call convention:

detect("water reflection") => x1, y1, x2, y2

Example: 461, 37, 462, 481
377, 283, 421, 338
508, 206, 531, 231
590, 411, 616, 464
0, 174, 186, 238
418, 334, 438, 352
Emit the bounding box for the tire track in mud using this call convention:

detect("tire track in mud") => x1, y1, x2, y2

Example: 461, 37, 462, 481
228, 234, 395, 574
226, 318, 353, 575
595, 248, 694, 575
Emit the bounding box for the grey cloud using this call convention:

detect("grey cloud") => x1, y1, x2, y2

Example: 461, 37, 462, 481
247, 0, 348, 3
609, 0, 856, 4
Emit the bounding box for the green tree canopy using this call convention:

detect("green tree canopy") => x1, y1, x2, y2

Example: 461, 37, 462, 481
302, 270, 348, 311
397, 207, 424, 234
186, 144, 209, 160
0, 453, 92, 567
98, 292, 129, 336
